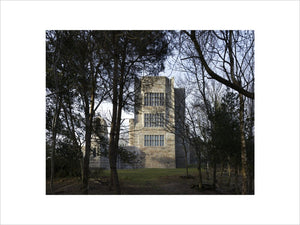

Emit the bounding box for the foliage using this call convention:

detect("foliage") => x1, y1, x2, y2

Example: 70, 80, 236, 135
209, 91, 241, 166
46, 143, 82, 178
118, 147, 137, 164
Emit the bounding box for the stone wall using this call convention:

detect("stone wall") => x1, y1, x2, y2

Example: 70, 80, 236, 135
128, 76, 177, 168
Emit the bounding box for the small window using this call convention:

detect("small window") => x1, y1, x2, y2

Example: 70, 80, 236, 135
155, 135, 159, 146
144, 135, 164, 147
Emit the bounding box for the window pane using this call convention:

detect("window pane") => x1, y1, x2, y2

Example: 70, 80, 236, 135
160, 93, 164, 106
160, 135, 164, 146
159, 113, 161, 126
155, 135, 159, 146
145, 114, 149, 127
150, 93, 153, 106
151, 114, 155, 127
144, 93, 147, 106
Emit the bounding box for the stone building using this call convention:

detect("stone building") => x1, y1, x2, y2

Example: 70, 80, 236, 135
128, 76, 187, 168
89, 116, 110, 168
89, 116, 143, 169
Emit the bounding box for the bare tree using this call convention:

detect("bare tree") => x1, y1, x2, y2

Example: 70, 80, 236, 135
181, 30, 254, 194
182, 30, 254, 99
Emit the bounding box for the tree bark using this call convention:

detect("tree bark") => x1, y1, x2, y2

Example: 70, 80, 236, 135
50, 97, 61, 193
239, 93, 248, 194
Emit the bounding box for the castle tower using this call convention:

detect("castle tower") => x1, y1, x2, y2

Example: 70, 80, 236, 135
129, 76, 186, 168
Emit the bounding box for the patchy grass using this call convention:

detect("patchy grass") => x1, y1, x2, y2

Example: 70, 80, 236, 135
46, 168, 239, 195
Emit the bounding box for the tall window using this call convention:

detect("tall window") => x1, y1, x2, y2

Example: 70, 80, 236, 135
160, 135, 164, 146
144, 135, 164, 146
144, 113, 164, 127
144, 93, 164, 106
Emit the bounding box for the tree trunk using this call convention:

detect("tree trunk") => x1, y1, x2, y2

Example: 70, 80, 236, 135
108, 35, 121, 193
108, 36, 129, 194
110, 101, 122, 194
183, 140, 189, 177
50, 97, 61, 193
198, 157, 203, 190
49, 42, 61, 193
212, 160, 217, 190
220, 162, 225, 177
206, 161, 210, 180
108, 100, 118, 192
185, 151, 189, 177
110, 54, 126, 194
82, 121, 91, 194
198, 166, 203, 190
80, 158, 84, 181
82, 70, 96, 194
193, 144, 202, 189
247, 97, 255, 194
227, 160, 231, 187
248, 163, 253, 194
239, 93, 248, 194
234, 162, 239, 193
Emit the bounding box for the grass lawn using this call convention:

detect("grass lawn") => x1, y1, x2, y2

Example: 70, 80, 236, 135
46, 168, 238, 195
105, 168, 198, 184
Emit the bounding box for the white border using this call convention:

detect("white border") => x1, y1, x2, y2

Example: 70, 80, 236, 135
1, 1, 299, 224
